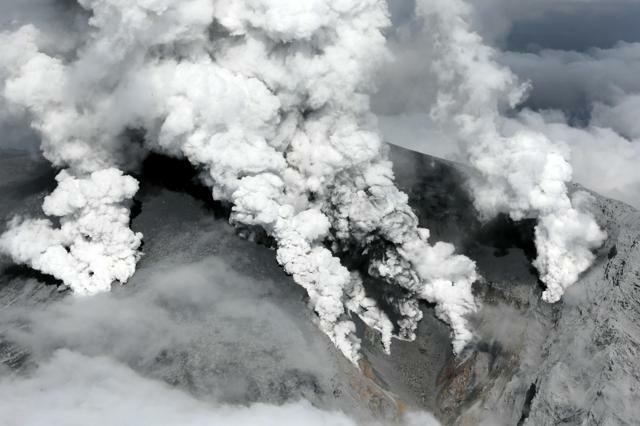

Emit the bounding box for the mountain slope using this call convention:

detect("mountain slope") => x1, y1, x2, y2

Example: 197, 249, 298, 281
381, 146, 640, 425
0, 146, 637, 425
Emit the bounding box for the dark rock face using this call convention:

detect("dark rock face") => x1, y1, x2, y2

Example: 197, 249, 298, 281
0, 146, 638, 425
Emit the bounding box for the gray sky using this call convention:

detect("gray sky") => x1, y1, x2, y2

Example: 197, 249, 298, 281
506, 3, 640, 51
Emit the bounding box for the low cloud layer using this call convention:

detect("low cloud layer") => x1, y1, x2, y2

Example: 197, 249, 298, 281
0, 349, 360, 426
1, 348, 440, 426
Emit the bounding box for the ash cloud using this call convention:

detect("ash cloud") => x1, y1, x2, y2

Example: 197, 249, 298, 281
0, 0, 478, 364
392, 0, 606, 303
0, 0, 630, 423
378, 0, 639, 303
0, 0, 625, 376
0, 169, 142, 295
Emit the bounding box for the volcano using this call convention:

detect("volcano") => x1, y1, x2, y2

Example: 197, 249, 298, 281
1, 145, 637, 425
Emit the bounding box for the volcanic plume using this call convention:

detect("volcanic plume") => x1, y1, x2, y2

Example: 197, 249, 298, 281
0, 0, 478, 363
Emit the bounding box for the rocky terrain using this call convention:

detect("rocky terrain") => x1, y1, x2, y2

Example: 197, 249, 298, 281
0, 146, 638, 425
376, 147, 640, 425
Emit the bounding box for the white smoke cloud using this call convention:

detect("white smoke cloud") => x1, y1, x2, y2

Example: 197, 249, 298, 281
0, 168, 142, 295
0, 0, 479, 362
405, 0, 606, 303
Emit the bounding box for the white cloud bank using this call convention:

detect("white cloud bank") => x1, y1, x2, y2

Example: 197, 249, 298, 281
0, 0, 479, 362
0, 349, 359, 426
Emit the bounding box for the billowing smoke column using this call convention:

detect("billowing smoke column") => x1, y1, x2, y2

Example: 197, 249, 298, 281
415, 0, 606, 303
0, 0, 478, 363
0, 169, 142, 295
